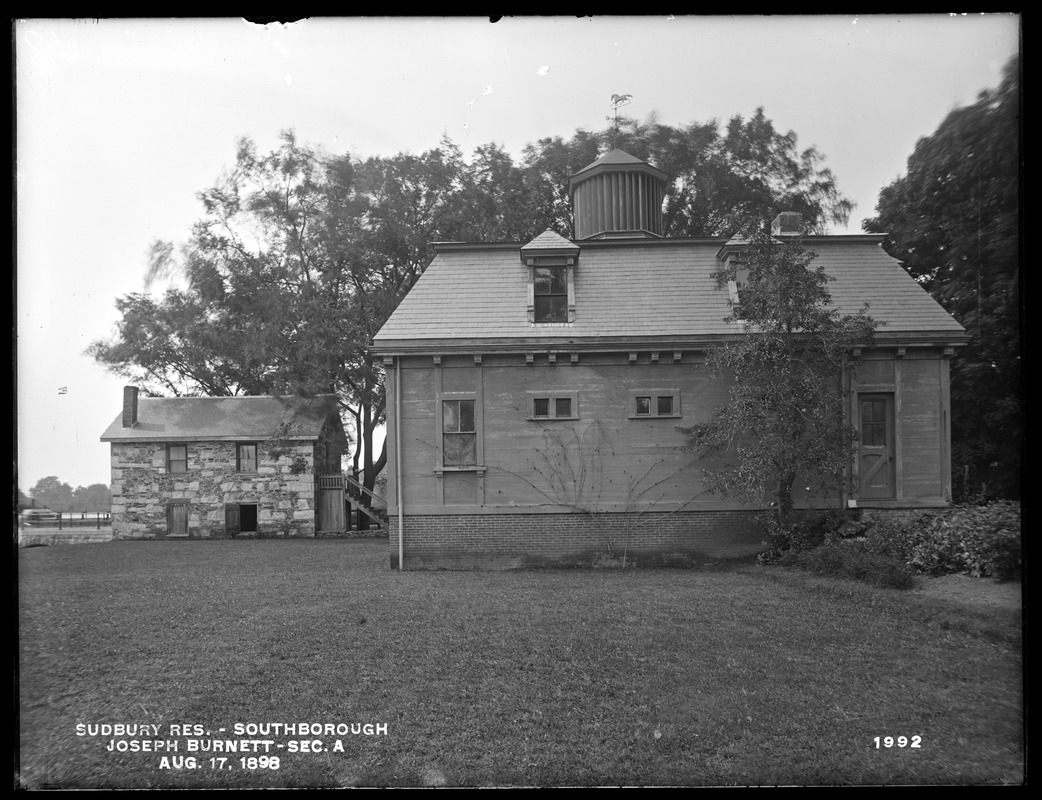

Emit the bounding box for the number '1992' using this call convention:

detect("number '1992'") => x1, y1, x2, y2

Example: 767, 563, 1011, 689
874, 736, 921, 748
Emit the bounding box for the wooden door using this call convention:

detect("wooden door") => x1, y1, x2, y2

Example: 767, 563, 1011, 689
859, 394, 895, 499
168, 503, 190, 537
317, 488, 345, 533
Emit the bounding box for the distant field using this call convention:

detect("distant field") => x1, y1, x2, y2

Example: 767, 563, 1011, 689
18, 539, 1023, 788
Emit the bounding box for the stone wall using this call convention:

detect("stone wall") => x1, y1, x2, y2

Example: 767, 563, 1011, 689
110, 440, 318, 539
18, 529, 114, 546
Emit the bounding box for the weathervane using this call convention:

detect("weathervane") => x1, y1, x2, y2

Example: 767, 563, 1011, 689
607, 94, 632, 148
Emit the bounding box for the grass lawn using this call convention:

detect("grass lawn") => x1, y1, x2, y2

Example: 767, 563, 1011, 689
18, 539, 1022, 788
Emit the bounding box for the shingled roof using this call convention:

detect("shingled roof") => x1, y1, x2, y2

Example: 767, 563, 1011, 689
373, 236, 966, 352
100, 394, 341, 442
569, 148, 669, 182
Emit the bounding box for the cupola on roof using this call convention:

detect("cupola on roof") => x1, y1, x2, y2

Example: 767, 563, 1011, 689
569, 148, 668, 240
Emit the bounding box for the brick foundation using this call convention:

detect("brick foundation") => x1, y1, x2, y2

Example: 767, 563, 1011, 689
387, 511, 765, 569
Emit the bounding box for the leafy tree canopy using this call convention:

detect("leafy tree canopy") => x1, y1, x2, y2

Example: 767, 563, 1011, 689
864, 53, 1021, 500
23, 479, 111, 511
29, 476, 74, 510
71, 484, 113, 512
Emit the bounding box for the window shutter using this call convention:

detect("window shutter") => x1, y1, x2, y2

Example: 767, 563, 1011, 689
225, 503, 240, 536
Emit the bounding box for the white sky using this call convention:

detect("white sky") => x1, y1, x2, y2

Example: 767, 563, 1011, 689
15, 15, 1021, 492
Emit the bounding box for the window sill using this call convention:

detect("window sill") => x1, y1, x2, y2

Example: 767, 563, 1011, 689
435, 466, 486, 475
852, 498, 948, 509
628, 414, 683, 420
527, 416, 580, 422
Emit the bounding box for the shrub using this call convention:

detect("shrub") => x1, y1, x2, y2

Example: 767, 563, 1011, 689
758, 510, 860, 562
920, 501, 1021, 580
907, 521, 966, 576
780, 544, 915, 590
756, 513, 788, 562
861, 512, 935, 562
859, 502, 1021, 579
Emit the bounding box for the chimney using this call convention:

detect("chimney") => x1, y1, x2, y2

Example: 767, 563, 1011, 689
122, 386, 139, 428
771, 212, 803, 237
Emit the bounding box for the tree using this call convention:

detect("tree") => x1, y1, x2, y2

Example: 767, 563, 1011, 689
863, 54, 1021, 500
520, 109, 854, 238
92, 133, 378, 500
681, 225, 874, 548
29, 476, 74, 510
90, 133, 487, 507
71, 484, 112, 512
454, 142, 554, 242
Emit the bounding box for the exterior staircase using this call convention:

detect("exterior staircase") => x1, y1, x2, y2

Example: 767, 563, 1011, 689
344, 474, 389, 530
315, 474, 388, 533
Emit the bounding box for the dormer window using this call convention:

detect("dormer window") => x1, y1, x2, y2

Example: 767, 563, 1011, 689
521, 230, 580, 324
717, 238, 750, 321
727, 262, 750, 317
534, 267, 568, 322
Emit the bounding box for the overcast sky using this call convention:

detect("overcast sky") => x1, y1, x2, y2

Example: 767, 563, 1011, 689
15, 15, 1021, 493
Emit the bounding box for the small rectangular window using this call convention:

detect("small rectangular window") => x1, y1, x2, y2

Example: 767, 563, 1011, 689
236, 443, 258, 472
443, 399, 477, 467
167, 444, 188, 473
527, 392, 578, 421
630, 390, 681, 419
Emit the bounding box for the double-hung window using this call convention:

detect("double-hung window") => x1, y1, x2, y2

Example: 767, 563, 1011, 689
726, 262, 750, 319
443, 399, 477, 467
533, 267, 568, 323
166, 444, 188, 473
236, 442, 258, 473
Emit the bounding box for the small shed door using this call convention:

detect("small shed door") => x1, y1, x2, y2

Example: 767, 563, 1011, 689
859, 394, 895, 499
168, 503, 189, 538
317, 488, 345, 533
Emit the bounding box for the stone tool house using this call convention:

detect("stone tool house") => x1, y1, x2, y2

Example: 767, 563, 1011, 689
101, 388, 348, 539
372, 148, 969, 569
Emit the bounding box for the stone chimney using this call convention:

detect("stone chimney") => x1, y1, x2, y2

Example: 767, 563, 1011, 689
122, 386, 139, 428
771, 212, 803, 237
